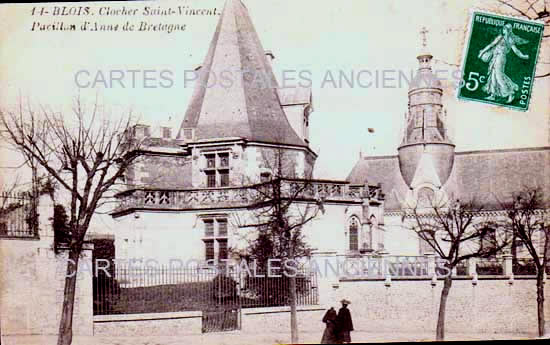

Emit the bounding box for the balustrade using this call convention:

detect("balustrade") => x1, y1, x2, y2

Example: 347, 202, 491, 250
113, 180, 382, 214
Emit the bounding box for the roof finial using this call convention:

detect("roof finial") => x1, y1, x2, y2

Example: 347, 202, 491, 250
420, 26, 429, 50
417, 26, 433, 69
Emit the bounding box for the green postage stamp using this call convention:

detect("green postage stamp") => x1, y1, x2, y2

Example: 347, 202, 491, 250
458, 11, 544, 111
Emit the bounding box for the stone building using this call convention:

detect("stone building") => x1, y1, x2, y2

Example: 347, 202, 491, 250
111, 0, 385, 266
347, 46, 550, 256
111, 0, 549, 265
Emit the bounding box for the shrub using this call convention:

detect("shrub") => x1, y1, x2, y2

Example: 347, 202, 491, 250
212, 274, 238, 301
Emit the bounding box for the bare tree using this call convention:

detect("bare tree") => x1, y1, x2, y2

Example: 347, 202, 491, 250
405, 197, 510, 341
0, 97, 141, 345
234, 147, 323, 344
501, 187, 549, 336
0, 177, 21, 209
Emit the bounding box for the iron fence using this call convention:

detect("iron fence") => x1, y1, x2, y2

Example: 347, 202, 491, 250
0, 191, 38, 238
93, 265, 318, 316
476, 258, 504, 275
451, 258, 550, 276
239, 269, 319, 308
512, 258, 550, 275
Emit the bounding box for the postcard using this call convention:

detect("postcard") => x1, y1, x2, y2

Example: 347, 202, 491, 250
0, 1, 549, 344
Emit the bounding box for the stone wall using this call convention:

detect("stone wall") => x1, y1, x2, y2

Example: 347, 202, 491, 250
127, 153, 191, 189
93, 312, 202, 336
79, 274, 550, 338
330, 277, 550, 335
0, 196, 94, 336
93, 307, 324, 337
0, 239, 94, 336
241, 306, 325, 334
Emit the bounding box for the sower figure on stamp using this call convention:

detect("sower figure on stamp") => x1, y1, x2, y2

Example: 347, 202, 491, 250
478, 23, 529, 104
321, 306, 338, 344
336, 299, 354, 344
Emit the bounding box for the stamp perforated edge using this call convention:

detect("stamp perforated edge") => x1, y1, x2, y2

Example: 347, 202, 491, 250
455, 8, 546, 112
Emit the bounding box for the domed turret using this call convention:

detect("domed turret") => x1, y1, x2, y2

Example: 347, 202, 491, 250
398, 27, 455, 189
409, 53, 442, 91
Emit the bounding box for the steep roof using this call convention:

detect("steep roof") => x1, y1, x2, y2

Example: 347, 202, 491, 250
177, 0, 305, 147
410, 152, 442, 189
347, 155, 409, 211
278, 87, 312, 106
347, 147, 550, 212
445, 147, 550, 209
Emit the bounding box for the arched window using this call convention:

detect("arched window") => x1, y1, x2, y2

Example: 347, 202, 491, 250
349, 217, 359, 251
479, 226, 497, 257
417, 187, 435, 208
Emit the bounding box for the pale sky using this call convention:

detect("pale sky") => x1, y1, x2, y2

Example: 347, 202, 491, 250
1, 0, 548, 185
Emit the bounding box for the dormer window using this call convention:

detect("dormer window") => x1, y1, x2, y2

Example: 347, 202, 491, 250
133, 125, 151, 138
220, 170, 229, 187
203, 151, 231, 188
219, 153, 229, 167
206, 171, 216, 188
206, 154, 216, 169
183, 128, 194, 141
161, 127, 171, 139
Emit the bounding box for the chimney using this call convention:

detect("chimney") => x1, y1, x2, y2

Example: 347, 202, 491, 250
161, 126, 172, 139
133, 124, 151, 138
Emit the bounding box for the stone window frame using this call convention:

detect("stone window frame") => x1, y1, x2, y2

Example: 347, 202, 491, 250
416, 186, 436, 209
201, 216, 229, 264
348, 216, 360, 252
202, 150, 232, 188
183, 128, 194, 141
479, 225, 498, 258
206, 171, 216, 188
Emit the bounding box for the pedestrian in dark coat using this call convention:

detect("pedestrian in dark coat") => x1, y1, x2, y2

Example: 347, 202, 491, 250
321, 307, 338, 344
336, 299, 354, 344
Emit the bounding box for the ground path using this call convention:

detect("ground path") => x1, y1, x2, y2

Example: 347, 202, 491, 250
2, 331, 542, 345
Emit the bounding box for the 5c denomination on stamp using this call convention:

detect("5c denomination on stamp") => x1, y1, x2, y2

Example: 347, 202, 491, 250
458, 11, 544, 111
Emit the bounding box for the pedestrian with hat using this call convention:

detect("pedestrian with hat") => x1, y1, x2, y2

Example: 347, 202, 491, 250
320, 306, 338, 344
336, 299, 354, 343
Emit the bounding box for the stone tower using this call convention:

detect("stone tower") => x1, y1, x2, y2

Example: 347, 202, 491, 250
176, 0, 316, 181
397, 28, 455, 193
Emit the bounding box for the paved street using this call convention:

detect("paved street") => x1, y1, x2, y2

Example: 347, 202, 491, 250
1, 331, 541, 345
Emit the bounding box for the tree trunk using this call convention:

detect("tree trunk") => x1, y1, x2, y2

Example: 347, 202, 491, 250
536, 270, 545, 337
57, 248, 80, 345
289, 274, 298, 344
511, 235, 518, 266
30, 163, 39, 237
288, 243, 298, 344
436, 276, 452, 341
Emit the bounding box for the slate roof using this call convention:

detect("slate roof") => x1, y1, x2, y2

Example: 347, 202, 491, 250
278, 87, 312, 106
446, 147, 550, 209
177, 0, 305, 147
347, 147, 550, 212
347, 155, 409, 211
